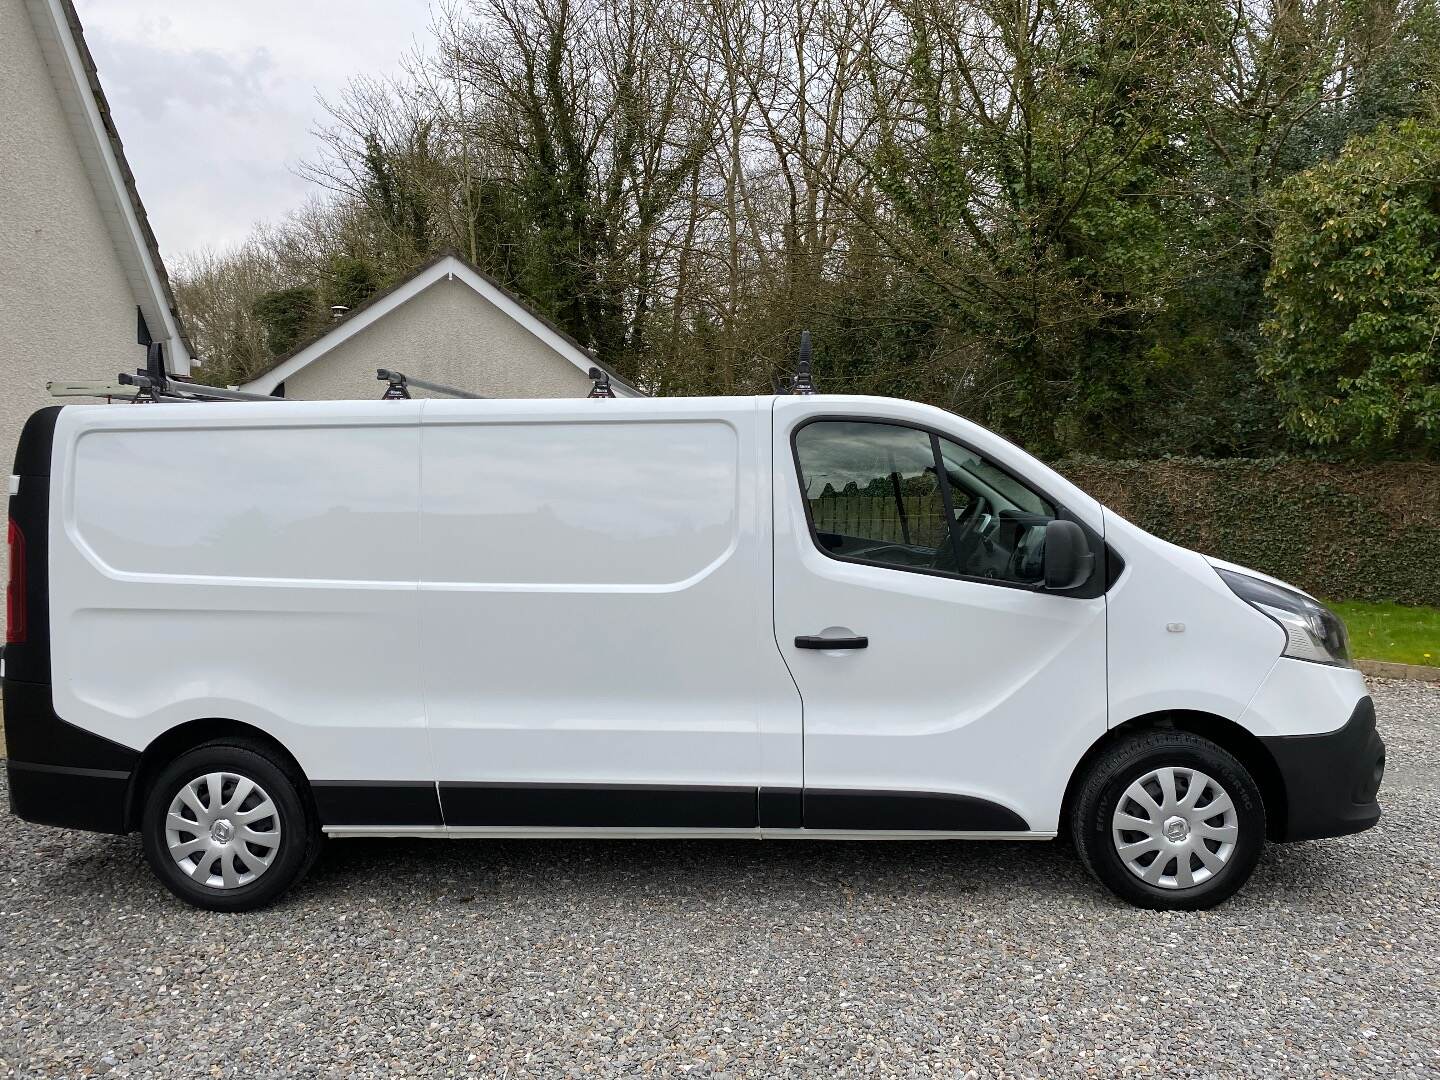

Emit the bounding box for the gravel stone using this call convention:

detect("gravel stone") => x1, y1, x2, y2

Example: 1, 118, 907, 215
2, 679, 1437, 1078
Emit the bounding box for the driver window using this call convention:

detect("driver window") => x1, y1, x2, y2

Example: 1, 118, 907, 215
794, 421, 955, 574
794, 420, 1058, 586
937, 440, 1056, 584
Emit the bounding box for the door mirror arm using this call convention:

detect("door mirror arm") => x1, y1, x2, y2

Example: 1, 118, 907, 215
1042, 519, 1094, 591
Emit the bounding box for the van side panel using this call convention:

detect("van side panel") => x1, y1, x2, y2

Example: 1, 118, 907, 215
419, 399, 801, 826
46, 403, 432, 804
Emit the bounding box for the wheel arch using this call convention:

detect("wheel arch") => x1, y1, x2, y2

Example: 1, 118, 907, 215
123, 718, 314, 832
1061, 711, 1288, 842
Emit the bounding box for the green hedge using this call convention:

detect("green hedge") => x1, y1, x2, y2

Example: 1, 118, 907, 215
1053, 457, 1440, 606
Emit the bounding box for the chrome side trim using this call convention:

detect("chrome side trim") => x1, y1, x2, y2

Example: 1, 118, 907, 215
762, 829, 1053, 841
323, 825, 762, 839
322, 825, 1054, 841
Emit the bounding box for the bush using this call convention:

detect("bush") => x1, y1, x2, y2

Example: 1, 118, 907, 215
252, 287, 320, 357
1262, 120, 1440, 454
1055, 456, 1440, 605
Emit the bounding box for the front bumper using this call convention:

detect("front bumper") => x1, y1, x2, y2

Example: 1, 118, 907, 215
1260, 695, 1384, 842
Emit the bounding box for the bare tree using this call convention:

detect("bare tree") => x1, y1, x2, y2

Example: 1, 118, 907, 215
173, 243, 286, 385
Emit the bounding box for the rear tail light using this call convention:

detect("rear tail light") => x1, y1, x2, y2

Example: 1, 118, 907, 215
7, 517, 26, 644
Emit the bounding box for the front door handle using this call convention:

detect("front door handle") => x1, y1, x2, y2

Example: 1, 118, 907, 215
795, 634, 868, 650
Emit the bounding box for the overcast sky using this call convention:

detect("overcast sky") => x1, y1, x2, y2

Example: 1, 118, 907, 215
76, 0, 434, 261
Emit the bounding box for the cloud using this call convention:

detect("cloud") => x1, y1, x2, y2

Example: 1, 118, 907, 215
94, 39, 275, 122
75, 0, 433, 257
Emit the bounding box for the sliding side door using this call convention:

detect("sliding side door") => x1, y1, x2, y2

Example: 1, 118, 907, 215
420, 399, 801, 832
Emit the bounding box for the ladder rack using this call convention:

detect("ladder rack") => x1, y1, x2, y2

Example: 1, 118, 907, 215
49, 343, 289, 404
48, 372, 284, 404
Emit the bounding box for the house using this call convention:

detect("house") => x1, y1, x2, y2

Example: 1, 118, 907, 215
239, 253, 642, 400
0, 0, 192, 456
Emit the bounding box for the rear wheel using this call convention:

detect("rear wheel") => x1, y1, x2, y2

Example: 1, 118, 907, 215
1070, 731, 1266, 910
141, 741, 318, 912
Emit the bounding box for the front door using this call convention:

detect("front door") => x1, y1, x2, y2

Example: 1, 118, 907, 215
771, 401, 1108, 835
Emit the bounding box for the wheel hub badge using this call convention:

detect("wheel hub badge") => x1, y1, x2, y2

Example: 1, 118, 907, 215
210, 819, 235, 844
1163, 815, 1189, 843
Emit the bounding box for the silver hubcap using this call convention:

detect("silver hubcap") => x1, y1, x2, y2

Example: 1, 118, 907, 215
165, 772, 282, 890
1112, 767, 1239, 890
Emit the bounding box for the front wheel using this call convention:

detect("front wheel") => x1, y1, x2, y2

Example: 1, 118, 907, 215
1070, 731, 1266, 910
141, 740, 318, 912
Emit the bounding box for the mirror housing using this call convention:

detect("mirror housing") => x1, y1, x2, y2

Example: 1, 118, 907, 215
1043, 519, 1094, 591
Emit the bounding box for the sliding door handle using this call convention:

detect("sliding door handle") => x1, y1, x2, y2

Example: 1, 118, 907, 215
795, 634, 868, 650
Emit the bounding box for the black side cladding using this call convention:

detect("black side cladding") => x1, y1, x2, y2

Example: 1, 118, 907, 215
439, 782, 759, 828
804, 789, 1029, 832
5, 407, 60, 685
313, 781, 444, 827
5, 406, 138, 834
758, 786, 803, 828
10, 406, 61, 479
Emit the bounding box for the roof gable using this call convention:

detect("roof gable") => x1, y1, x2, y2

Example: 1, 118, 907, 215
240, 253, 643, 398
26, 0, 193, 371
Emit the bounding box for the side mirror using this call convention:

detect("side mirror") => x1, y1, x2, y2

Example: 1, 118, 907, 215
1043, 519, 1094, 591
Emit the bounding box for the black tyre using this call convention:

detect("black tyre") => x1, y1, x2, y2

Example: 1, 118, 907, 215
141, 740, 319, 912
1070, 731, 1265, 910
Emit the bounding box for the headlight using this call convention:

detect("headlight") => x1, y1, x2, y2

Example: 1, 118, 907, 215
1215, 568, 1351, 667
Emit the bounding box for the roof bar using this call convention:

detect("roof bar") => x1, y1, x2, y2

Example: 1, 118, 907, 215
376, 369, 487, 400
587, 367, 615, 398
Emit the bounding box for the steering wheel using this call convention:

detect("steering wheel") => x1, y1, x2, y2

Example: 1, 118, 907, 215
933, 495, 992, 574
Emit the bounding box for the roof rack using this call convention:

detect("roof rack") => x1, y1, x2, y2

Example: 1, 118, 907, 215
774, 331, 818, 395
48, 348, 627, 405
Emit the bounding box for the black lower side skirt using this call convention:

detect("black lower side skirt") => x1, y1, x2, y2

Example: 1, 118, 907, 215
312, 781, 1030, 833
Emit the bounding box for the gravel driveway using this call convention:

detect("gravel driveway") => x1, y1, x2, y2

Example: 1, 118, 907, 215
3, 679, 1437, 1079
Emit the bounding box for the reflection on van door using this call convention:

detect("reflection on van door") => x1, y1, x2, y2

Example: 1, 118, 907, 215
419, 400, 801, 831
771, 404, 1107, 835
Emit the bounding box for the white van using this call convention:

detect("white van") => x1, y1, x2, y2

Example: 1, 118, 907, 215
4, 395, 1383, 911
